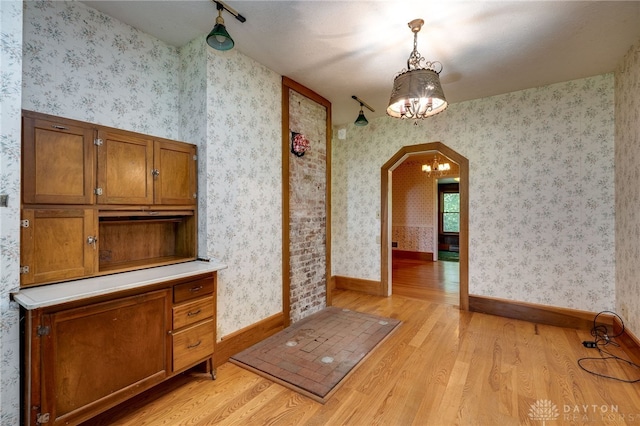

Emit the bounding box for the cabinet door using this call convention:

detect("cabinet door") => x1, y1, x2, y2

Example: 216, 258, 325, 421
154, 139, 197, 205
39, 290, 170, 425
22, 114, 95, 204
96, 129, 154, 204
20, 209, 97, 287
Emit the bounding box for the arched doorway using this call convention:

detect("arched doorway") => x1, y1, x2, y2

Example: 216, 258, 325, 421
381, 142, 469, 310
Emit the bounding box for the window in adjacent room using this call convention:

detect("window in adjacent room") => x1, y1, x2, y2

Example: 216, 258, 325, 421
441, 191, 460, 233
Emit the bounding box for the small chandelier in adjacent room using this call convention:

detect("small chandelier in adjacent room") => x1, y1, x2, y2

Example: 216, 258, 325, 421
422, 156, 451, 177
387, 19, 448, 121
351, 95, 375, 126
207, 0, 246, 51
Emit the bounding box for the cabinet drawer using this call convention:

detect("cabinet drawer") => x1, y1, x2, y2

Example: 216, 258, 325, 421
172, 318, 214, 372
173, 275, 214, 303
173, 296, 214, 329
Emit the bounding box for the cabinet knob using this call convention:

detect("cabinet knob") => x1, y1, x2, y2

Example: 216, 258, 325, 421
87, 236, 98, 249
151, 169, 160, 177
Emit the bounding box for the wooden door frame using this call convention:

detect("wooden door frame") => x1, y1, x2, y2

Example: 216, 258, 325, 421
381, 142, 469, 310
281, 77, 332, 326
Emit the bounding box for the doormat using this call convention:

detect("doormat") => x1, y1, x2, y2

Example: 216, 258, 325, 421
229, 306, 401, 403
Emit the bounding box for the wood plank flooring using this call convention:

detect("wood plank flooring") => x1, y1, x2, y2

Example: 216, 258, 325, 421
392, 257, 459, 305
86, 261, 640, 425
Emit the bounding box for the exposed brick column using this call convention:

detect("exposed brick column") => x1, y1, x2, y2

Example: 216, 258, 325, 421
288, 90, 327, 323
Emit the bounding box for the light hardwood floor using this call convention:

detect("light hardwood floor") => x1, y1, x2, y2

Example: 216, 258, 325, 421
392, 257, 459, 305
87, 261, 640, 425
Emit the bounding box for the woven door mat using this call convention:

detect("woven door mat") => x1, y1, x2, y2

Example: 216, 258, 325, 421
230, 306, 401, 403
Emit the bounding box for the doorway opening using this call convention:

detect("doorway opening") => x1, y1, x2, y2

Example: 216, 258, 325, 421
438, 180, 460, 262
381, 142, 469, 310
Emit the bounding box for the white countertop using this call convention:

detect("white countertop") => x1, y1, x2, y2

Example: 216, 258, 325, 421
12, 260, 227, 310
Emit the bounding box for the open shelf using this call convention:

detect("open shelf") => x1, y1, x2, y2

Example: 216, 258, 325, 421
98, 213, 196, 273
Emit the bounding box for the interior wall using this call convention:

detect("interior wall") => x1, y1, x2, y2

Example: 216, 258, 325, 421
333, 74, 615, 315
0, 1, 23, 422
615, 37, 640, 334
22, 1, 181, 137
178, 38, 208, 259
392, 159, 460, 254
203, 46, 283, 337
392, 160, 435, 254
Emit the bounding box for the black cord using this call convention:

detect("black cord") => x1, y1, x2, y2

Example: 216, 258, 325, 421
577, 310, 640, 383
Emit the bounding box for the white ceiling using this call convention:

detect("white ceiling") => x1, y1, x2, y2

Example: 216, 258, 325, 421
81, 1, 640, 126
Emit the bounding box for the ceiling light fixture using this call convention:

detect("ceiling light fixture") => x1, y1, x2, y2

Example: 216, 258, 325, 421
422, 155, 451, 177
387, 19, 448, 121
207, 1, 246, 51
351, 95, 375, 126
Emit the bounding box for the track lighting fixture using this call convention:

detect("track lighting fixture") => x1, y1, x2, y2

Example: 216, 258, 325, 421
351, 96, 375, 126
207, 1, 246, 51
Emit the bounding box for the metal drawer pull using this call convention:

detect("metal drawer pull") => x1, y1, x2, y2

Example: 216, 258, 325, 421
51, 125, 68, 130
189, 285, 203, 293
187, 309, 202, 317
187, 340, 202, 349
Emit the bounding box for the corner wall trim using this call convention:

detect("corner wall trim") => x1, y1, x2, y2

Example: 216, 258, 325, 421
469, 295, 615, 330
613, 316, 640, 365
215, 312, 285, 367
333, 275, 384, 296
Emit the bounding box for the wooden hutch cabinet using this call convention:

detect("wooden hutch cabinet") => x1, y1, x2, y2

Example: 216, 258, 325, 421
14, 110, 225, 426
20, 110, 199, 288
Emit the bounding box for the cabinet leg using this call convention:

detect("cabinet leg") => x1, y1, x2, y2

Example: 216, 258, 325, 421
208, 358, 216, 380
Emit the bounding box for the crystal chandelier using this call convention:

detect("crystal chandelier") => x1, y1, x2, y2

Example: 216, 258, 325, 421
422, 156, 451, 177
387, 19, 448, 120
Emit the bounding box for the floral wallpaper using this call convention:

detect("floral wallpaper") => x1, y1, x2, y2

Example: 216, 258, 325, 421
178, 38, 208, 258
22, 1, 181, 138
615, 38, 640, 334
392, 160, 435, 253
0, 0, 22, 422
202, 47, 283, 337
333, 75, 616, 313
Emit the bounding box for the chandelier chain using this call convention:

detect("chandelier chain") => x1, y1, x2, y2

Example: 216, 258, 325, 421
406, 31, 442, 74
407, 32, 425, 70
